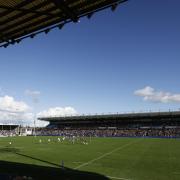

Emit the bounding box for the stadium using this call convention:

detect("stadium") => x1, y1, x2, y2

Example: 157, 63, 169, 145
1, 0, 180, 180
0, 111, 180, 179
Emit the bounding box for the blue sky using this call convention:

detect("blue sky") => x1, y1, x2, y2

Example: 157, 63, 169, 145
0, 0, 180, 123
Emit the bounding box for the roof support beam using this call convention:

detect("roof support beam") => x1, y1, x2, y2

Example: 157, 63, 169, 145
0, 5, 57, 17
0, 1, 57, 28
0, 0, 34, 17
52, 0, 79, 22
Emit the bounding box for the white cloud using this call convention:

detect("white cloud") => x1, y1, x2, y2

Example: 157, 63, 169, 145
37, 106, 78, 117
36, 107, 78, 127
0, 95, 49, 127
0, 95, 78, 127
0, 95, 32, 125
0, 95, 29, 113
25, 89, 41, 103
134, 86, 180, 103
35, 119, 49, 127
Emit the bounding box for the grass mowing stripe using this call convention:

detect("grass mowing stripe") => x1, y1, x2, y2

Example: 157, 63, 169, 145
107, 176, 132, 180
74, 138, 142, 170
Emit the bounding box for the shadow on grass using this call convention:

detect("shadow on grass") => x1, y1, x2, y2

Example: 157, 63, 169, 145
0, 160, 110, 180
0, 147, 109, 180
0, 147, 20, 153
15, 152, 60, 167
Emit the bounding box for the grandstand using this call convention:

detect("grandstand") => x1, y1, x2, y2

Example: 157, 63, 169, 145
38, 110, 180, 138
38, 110, 180, 129
0, 125, 18, 137
0, 125, 33, 136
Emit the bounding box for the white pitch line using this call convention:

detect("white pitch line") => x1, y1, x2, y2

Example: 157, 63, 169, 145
107, 176, 131, 180
73, 161, 84, 164
75, 139, 141, 170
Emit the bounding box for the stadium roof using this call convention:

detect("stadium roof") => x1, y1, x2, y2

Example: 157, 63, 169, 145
38, 111, 180, 122
0, 0, 128, 48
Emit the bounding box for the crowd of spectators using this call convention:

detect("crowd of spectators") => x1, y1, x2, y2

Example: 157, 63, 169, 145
1, 127, 180, 138
35, 127, 180, 138
0, 130, 17, 137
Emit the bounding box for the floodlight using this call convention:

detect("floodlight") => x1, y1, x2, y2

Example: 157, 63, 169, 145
87, 13, 93, 19
74, 17, 79, 23
45, 28, 50, 34
16, 39, 21, 44
10, 39, 16, 44
30, 34, 36, 39
58, 23, 65, 30
111, 3, 118, 11
3, 44, 8, 48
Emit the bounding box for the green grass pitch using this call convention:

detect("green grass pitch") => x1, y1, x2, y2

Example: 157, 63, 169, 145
0, 136, 180, 180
